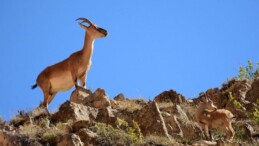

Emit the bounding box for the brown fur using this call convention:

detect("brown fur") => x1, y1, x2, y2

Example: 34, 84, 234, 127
195, 98, 235, 141
32, 18, 108, 114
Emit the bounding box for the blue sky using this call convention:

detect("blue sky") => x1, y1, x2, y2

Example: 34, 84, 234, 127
0, 1, 259, 120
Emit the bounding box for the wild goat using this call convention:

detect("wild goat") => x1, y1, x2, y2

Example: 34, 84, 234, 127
32, 18, 108, 115
195, 96, 235, 141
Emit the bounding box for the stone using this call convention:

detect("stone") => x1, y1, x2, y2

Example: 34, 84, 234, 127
134, 101, 170, 138
96, 107, 117, 127
114, 93, 125, 101
57, 133, 84, 146
154, 90, 186, 104
76, 128, 98, 146
70, 87, 92, 104
51, 101, 98, 124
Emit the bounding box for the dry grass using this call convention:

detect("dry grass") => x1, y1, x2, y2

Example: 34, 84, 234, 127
134, 135, 174, 146
92, 122, 133, 145
157, 102, 174, 109
114, 99, 145, 113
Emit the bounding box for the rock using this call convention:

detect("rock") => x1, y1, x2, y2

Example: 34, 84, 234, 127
246, 78, 259, 103
160, 104, 203, 141
77, 88, 111, 109
72, 120, 90, 132
70, 88, 111, 109
114, 93, 125, 101
134, 101, 170, 138
75, 128, 98, 145
0, 130, 42, 146
91, 88, 111, 109
222, 79, 252, 101
57, 133, 84, 146
96, 107, 117, 127
51, 101, 98, 124
110, 99, 118, 108
70, 87, 92, 104
154, 90, 186, 104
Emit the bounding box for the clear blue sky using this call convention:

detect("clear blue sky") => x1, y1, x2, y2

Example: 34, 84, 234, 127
0, 1, 259, 120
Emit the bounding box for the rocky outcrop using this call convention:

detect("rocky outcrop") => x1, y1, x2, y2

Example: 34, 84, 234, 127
51, 101, 98, 124
2, 78, 259, 145
133, 102, 170, 138
246, 78, 259, 103
114, 93, 126, 101
70, 87, 111, 109
154, 90, 186, 104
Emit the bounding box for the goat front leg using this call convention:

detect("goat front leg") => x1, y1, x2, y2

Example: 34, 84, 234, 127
204, 125, 211, 140
71, 73, 79, 88
79, 73, 86, 88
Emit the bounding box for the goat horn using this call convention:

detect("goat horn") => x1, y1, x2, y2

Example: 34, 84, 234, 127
76, 18, 93, 25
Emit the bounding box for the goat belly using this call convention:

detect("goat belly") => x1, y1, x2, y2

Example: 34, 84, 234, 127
50, 72, 74, 92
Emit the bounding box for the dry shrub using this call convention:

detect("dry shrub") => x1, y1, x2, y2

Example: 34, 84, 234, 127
114, 99, 145, 113
93, 122, 133, 145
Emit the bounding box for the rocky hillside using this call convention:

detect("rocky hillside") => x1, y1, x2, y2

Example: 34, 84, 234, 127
1, 71, 259, 145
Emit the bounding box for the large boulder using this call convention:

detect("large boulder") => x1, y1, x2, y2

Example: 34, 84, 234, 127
133, 101, 170, 138
96, 107, 117, 127
90, 88, 111, 109
154, 90, 186, 104
246, 78, 259, 103
75, 128, 98, 145
70, 88, 111, 109
70, 87, 92, 104
159, 104, 203, 141
51, 101, 98, 124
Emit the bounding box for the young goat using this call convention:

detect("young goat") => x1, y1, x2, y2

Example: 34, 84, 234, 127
32, 18, 108, 115
195, 96, 235, 141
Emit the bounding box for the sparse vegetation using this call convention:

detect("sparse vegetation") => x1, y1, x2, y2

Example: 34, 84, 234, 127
233, 124, 247, 141
116, 118, 143, 142
115, 99, 144, 113
2, 63, 259, 145
157, 102, 174, 109
238, 60, 259, 81
93, 122, 133, 145
134, 135, 173, 146
228, 92, 246, 111
253, 109, 259, 124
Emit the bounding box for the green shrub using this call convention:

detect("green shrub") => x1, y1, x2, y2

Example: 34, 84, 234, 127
233, 124, 246, 141
238, 60, 259, 80
94, 122, 133, 145
253, 109, 259, 125
228, 92, 246, 111
116, 118, 143, 142
129, 120, 143, 142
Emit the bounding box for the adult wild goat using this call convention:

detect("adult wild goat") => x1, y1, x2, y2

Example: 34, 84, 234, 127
195, 95, 235, 141
32, 18, 108, 115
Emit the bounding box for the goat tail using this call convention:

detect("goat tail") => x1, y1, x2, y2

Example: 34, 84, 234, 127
31, 84, 38, 89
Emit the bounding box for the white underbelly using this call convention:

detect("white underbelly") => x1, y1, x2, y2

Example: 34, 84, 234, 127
50, 72, 74, 92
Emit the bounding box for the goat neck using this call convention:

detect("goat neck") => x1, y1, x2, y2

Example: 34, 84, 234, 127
81, 31, 95, 63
